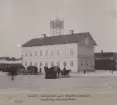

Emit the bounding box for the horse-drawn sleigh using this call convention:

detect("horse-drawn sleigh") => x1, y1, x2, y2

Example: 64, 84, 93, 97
61, 69, 71, 77
44, 66, 71, 79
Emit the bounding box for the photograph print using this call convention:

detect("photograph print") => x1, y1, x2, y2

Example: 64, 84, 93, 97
0, 0, 117, 90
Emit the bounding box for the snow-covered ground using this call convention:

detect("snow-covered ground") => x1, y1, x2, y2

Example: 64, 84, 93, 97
0, 70, 117, 89
73, 70, 117, 76
0, 70, 117, 76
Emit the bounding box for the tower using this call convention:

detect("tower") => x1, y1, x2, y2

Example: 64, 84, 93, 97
50, 17, 64, 36
50, 0, 64, 36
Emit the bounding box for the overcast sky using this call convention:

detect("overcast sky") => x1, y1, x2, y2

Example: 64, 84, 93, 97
0, 0, 117, 57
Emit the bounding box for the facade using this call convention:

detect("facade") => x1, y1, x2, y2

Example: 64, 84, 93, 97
95, 51, 117, 70
21, 32, 96, 73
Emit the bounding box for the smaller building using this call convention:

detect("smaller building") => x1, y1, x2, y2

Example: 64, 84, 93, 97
95, 51, 117, 70
0, 60, 22, 72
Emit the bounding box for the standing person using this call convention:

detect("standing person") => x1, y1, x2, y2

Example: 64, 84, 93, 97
110, 69, 111, 74
63, 66, 66, 71
11, 75, 14, 81
11, 68, 15, 81
111, 60, 114, 74
57, 66, 61, 78
84, 70, 86, 74
40, 67, 42, 73
8, 67, 17, 81
112, 69, 113, 74
63, 66, 66, 76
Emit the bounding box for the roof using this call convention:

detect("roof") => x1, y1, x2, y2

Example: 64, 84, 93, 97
22, 32, 97, 47
0, 60, 21, 64
95, 52, 117, 58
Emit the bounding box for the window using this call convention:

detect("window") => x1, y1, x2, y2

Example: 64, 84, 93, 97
63, 61, 67, 66
40, 51, 42, 56
85, 37, 88, 45
86, 60, 88, 66
70, 49, 74, 56
51, 50, 54, 56
51, 62, 54, 67
30, 52, 32, 56
57, 61, 60, 66
40, 62, 42, 66
25, 61, 27, 66
45, 62, 48, 67
35, 51, 37, 56
63, 51, 66, 56
70, 61, 74, 67
35, 62, 37, 66
25, 53, 28, 57
92, 60, 94, 67
29, 61, 32, 66
90, 60, 92, 67
81, 60, 84, 66
57, 49, 60, 56
45, 50, 48, 56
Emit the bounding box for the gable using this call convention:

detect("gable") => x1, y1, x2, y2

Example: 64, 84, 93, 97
78, 34, 96, 46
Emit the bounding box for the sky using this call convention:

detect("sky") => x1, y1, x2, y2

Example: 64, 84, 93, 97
0, 0, 117, 57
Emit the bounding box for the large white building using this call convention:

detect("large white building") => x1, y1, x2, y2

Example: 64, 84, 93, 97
21, 31, 97, 73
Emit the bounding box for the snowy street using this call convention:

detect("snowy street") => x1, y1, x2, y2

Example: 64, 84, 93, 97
0, 70, 117, 89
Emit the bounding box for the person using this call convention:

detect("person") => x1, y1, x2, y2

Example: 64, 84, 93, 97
40, 67, 42, 73
11, 75, 14, 81
63, 67, 66, 71
8, 67, 17, 81
110, 69, 111, 74
57, 66, 61, 78
84, 70, 86, 74
112, 69, 113, 74
63, 67, 66, 76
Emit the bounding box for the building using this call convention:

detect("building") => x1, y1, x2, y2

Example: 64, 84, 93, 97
21, 31, 97, 73
0, 60, 22, 72
95, 51, 117, 70
21, 18, 97, 73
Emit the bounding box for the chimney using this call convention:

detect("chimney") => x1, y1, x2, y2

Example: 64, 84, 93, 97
101, 50, 103, 53
42, 34, 47, 38
69, 30, 74, 34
